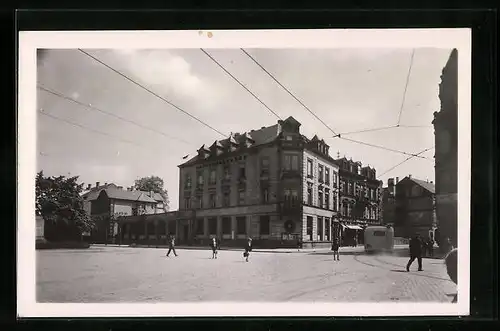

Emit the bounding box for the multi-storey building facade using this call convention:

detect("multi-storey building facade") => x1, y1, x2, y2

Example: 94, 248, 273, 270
394, 175, 436, 239
335, 157, 383, 245
381, 177, 399, 226
433, 48, 458, 247
117, 116, 340, 248
178, 116, 340, 248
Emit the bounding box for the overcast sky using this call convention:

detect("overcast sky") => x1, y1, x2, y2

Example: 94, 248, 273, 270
37, 48, 452, 210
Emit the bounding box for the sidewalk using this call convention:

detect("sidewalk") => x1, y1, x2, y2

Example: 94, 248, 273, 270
91, 243, 329, 253
90, 243, 447, 258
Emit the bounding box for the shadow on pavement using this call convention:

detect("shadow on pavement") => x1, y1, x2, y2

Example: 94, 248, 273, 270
391, 269, 408, 273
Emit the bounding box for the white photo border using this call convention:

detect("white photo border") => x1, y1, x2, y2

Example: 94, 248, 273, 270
18, 28, 471, 317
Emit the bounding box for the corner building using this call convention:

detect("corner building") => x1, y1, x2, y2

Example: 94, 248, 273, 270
433, 49, 458, 247
178, 116, 340, 248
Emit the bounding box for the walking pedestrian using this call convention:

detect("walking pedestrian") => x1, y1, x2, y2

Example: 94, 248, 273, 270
406, 233, 423, 271
331, 237, 340, 261
166, 234, 178, 257
445, 248, 458, 303
210, 237, 218, 259
243, 238, 252, 262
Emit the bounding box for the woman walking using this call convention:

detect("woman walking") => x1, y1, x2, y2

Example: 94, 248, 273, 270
331, 237, 340, 261
210, 237, 219, 259
243, 238, 253, 262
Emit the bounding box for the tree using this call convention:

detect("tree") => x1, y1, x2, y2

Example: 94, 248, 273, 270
36, 171, 95, 241
134, 175, 170, 212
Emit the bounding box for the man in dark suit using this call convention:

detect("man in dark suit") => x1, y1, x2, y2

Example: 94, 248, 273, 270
406, 233, 423, 271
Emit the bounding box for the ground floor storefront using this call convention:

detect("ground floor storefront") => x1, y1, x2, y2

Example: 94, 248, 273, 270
114, 204, 345, 249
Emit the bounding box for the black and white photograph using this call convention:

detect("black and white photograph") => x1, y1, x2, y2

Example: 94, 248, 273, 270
18, 29, 471, 317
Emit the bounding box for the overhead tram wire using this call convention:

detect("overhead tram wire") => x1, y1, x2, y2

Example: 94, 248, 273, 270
335, 136, 432, 160
240, 48, 338, 136
337, 124, 432, 137
399, 125, 433, 128
77, 49, 227, 138
241, 48, 432, 161
39, 110, 146, 148
379, 146, 435, 177
200, 48, 282, 120
38, 85, 197, 148
396, 49, 416, 126
337, 125, 398, 136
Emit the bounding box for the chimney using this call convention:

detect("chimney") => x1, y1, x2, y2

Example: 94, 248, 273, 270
96, 182, 100, 188
87, 184, 91, 190
408, 174, 412, 179
105, 182, 108, 186
395, 177, 399, 184
117, 186, 123, 190
150, 190, 154, 197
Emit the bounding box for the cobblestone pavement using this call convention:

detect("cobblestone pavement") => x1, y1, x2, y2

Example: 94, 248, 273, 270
37, 246, 457, 303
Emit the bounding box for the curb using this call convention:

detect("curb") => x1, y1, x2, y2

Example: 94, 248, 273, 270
90, 244, 328, 254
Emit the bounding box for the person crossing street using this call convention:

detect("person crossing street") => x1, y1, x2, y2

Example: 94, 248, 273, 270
210, 237, 219, 259
243, 238, 252, 262
406, 233, 423, 271
166, 234, 178, 257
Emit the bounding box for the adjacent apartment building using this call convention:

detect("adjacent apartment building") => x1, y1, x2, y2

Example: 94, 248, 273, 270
335, 157, 383, 245
381, 177, 399, 226
394, 175, 437, 239
433, 48, 458, 247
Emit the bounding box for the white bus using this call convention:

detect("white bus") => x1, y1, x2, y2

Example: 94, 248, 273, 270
364, 225, 394, 253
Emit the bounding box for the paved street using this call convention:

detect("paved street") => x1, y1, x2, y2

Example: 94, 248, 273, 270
37, 246, 456, 303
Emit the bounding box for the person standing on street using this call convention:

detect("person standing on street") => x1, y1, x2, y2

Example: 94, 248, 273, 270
210, 237, 218, 259
406, 233, 423, 271
331, 237, 340, 261
243, 238, 252, 262
166, 234, 178, 257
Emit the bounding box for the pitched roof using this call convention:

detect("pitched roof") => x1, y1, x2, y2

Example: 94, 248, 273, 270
85, 186, 158, 203
152, 192, 164, 201
178, 123, 281, 167
410, 178, 436, 194
104, 187, 158, 203
81, 183, 118, 200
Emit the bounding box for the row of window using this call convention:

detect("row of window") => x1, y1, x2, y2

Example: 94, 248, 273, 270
195, 216, 271, 236
339, 203, 379, 219
339, 161, 377, 179
306, 216, 333, 239
184, 187, 271, 209
306, 158, 338, 186
340, 180, 379, 200
306, 183, 338, 211
185, 162, 252, 189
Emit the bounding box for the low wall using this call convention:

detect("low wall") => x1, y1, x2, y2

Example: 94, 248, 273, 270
36, 241, 90, 250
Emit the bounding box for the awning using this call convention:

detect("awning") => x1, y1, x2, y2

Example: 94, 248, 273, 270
343, 225, 363, 230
